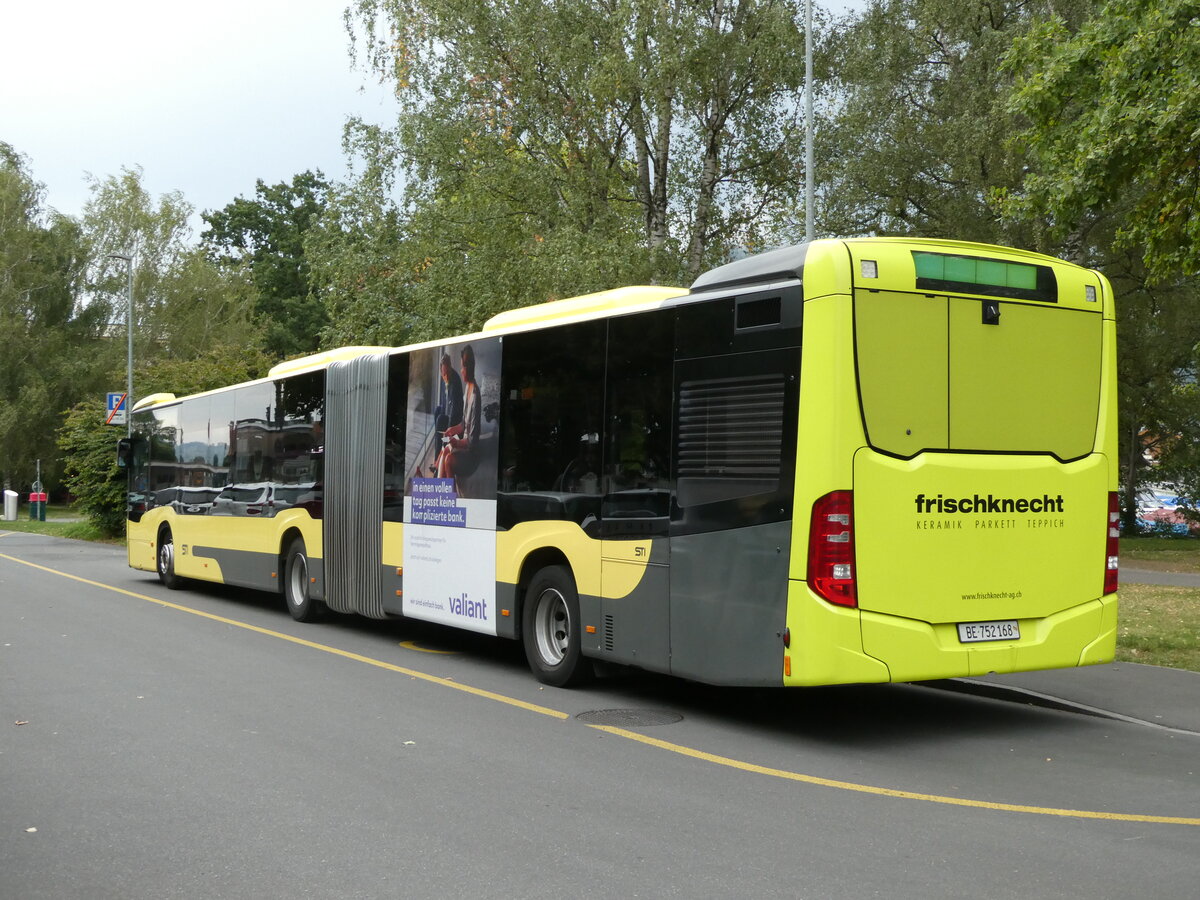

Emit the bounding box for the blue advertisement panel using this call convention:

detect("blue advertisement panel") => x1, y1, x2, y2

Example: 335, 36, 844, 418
402, 337, 502, 634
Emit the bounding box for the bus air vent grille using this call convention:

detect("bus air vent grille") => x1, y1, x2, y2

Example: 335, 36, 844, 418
677, 374, 785, 478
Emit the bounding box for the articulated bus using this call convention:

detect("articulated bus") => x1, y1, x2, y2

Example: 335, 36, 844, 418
120, 237, 1119, 687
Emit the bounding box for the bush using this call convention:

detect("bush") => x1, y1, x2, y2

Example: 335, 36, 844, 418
57, 400, 127, 537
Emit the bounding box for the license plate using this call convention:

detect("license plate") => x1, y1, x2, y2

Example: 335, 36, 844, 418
957, 620, 1020, 643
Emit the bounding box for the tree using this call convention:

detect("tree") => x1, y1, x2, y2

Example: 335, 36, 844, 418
201, 171, 331, 359
1101, 251, 1200, 533
81, 166, 197, 349
0, 143, 110, 493
80, 165, 267, 366
818, 0, 1093, 246
818, 0, 1200, 532
1000, 0, 1200, 525
53, 168, 269, 527
304, 173, 422, 346
342, 0, 816, 331
57, 399, 129, 537
1005, 0, 1200, 282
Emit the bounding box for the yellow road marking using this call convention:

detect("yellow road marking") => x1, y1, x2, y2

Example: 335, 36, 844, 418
3, 550, 1197, 826
399, 640, 459, 655
585, 725, 1200, 825
0, 553, 566, 721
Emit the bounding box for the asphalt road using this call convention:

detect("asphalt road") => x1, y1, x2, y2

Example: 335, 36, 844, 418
2, 532, 1196, 899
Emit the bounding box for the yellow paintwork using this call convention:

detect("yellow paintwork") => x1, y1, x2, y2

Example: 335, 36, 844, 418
127, 507, 323, 583
382, 521, 404, 568
783, 581, 890, 685
132, 393, 175, 411
783, 238, 1118, 686
858, 594, 1117, 682
599, 539, 655, 565
949, 300, 1100, 458
483, 286, 687, 332
268, 346, 393, 379
853, 450, 1109, 622
855, 290, 949, 455
789, 291, 864, 582
491, 520, 659, 600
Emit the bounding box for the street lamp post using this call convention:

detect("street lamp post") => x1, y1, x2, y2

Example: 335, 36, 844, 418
108, 253, 134, 436
805, 0, 815, 242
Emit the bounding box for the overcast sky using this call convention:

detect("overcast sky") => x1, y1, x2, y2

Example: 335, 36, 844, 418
3, 2, 858, 235
1, 1, 394, 227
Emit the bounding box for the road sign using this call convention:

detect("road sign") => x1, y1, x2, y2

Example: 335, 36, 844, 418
106, 392, 128, 426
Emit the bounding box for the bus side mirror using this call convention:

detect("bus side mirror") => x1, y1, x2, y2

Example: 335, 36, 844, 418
116, 437, 134, 469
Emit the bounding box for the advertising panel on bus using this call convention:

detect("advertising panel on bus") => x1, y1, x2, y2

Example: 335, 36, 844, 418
402, 337, 502, 634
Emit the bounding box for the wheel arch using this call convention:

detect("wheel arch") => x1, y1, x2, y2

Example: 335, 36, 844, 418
278, 525, 306, 566
515, 546, 573, 632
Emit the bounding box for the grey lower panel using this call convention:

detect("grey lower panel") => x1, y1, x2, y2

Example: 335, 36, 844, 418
669, 520, 792, 685
382, 564, 404, 616
192, 545, 279, 594
590, 561, 671, 674
308, 555, 325, 601
494, 582, 519, 640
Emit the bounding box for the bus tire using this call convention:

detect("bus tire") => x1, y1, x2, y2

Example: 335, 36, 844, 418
156, 527, 184, 590
522, 565, 592, 687
284, 537, 326, 623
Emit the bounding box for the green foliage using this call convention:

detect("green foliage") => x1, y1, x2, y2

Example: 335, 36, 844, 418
1005, 0, 1200, 281
82, 166, 197, 351
819, 0, 1090, 245
1105, 251, 1200, 532
56, 400, 128, 537
201, 171, 331, 358
337, 0, 816, 332
82, 164, 268, 365
136, 343, 273, 399
304, 175, 424, 346
0, 143, 111, 493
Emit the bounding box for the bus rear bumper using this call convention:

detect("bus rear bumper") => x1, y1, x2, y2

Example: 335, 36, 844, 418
783, 580, 1117, 685
783, 581, 890, 686
859, 593, 1117, 682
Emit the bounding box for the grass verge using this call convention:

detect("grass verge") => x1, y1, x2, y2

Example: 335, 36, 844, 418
0, 506, 119, 543
1121, 535, 1200, 573
1116, 583, 1200, 673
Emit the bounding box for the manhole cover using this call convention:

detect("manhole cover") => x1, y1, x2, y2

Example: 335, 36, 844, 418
575, 708, 683, 727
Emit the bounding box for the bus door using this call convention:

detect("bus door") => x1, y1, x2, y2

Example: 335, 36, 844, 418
598, 311, 674, 674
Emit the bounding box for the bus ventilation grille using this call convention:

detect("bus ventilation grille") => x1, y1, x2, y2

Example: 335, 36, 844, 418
677, 374, 785, 479
605, 614, 615, 651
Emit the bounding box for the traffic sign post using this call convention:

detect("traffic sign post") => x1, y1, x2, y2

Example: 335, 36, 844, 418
106, 392, 128, 426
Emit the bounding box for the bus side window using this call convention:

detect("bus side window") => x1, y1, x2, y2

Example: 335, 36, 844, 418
604, 309, 674, 521
497, 320, 605, 527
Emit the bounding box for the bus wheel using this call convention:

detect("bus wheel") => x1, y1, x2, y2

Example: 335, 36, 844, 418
156, 528, 183, 590
522, 565, 591, 687
284, 537, 326, 623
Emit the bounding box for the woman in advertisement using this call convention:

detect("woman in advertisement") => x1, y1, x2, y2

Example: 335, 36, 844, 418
435, 344, 481, 485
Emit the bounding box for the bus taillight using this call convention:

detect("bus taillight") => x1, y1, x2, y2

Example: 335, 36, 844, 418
1105, 491, 1119, 595
809, 491, 857, 608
